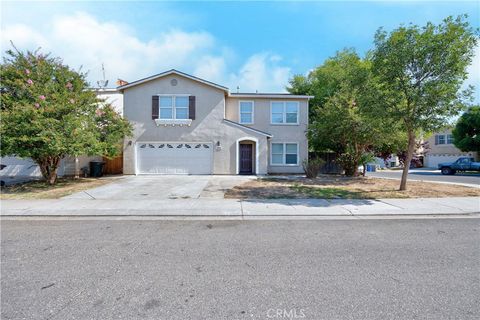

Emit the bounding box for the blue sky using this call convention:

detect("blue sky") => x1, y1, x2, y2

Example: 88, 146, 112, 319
1, 1, 479, 100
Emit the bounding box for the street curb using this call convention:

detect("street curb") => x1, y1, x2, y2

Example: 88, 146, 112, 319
2, 212, 479, 220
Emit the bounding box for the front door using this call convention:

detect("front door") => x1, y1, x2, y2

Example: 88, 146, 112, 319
239, 144, 253, 174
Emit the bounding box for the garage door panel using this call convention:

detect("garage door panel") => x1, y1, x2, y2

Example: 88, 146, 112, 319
136, 142, 212, 174
425, 155, 463, 168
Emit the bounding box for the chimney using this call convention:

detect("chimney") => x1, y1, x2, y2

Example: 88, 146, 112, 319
116, 79, 129, 86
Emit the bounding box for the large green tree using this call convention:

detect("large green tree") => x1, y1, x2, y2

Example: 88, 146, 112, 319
289, 49, 391, 176
288, 49, 362, 123
371, 15, 478, 190
452, 106, 480, 152
0, 47, 132, 184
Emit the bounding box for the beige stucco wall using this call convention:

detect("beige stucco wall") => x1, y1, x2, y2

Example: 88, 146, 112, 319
122, 74, 269, 174
225, 97, 309, 173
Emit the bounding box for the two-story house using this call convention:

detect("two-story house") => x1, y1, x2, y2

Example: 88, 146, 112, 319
424, 128, 478, 168
118, 69, 312, 175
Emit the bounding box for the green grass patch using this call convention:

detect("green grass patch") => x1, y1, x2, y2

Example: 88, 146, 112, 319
258, 177, 289, 182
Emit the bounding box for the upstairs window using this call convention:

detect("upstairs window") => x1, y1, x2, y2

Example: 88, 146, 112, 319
239, 101, 254, 124
271, 101, 299, 124
435, 134, 445, 145
159, 95, 189, 120
447, 134, 454, 144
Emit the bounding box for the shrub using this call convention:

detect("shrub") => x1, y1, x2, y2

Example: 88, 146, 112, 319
303, 158, 325, 178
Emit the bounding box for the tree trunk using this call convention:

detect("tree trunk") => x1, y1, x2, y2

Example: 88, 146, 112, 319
343, 152, 361, 177
399, 131, 416, 191
362, 164, 367, 177
352, 144, 363, 177
352, 162, 359, 176
74, 157, 79, 179
36, 156, 61, 185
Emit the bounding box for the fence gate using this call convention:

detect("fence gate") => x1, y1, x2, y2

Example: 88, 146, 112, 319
103, 153, 123, 175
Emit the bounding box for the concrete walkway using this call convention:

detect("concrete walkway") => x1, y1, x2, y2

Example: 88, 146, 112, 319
1, 197, 478, 217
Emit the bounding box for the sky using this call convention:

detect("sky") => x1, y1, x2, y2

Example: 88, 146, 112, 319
1, 0, 479, 100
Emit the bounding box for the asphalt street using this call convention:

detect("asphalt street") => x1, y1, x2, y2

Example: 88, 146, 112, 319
1, 219, 479, 320
367, 169, 480, 185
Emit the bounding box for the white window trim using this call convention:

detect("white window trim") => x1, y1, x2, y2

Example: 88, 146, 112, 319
238, 100, 254, 124
154, 119, 192, 127
270, 142, 299, 166
157, 94, 190, 120
270, 101, 299, 125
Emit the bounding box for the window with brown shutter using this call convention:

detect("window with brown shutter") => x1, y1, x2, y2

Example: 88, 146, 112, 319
189, 96, 196, 120
152, 96, 159, 119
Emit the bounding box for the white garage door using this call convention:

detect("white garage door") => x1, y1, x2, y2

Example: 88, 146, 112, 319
425, 154, 463, 168
136, 142, 213, 174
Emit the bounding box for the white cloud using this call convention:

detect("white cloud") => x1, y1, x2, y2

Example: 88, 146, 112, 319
1, 12, 292, 92
1, 24, 47, 52
193, 55, 226, 84
228, 53, 291, 92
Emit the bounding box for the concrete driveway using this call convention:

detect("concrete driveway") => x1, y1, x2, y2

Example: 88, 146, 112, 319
63, 175, 255, 200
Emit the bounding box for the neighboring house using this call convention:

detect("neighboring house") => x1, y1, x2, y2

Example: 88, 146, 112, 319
373, 155, 400, 168
0, 88, 123, 183
95, 88, 124, 116
119, 69, 312, 175
423, 128, 478, 168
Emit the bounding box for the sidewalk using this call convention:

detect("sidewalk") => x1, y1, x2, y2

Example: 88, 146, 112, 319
1, 197, 478, 217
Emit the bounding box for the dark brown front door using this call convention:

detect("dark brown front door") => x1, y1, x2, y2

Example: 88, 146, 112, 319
239, 144, 253, 174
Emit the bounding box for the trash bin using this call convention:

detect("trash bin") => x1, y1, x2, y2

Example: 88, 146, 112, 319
89, 161, 105, 177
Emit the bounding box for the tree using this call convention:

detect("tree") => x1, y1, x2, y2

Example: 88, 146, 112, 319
287, 49, 364, 123
452, 106, 480, 152
291, 50, 389, 176
373, 131, 408, 166
0, 47, 132, 184
371, 15, 478, 190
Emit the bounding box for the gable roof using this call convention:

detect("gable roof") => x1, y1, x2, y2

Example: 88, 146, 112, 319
223, 119, 273, 137
117, 69, 229, 92
229, 93, 313, 99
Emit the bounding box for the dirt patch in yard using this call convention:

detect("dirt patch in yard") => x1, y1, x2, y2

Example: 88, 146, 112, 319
224, 176, 480, 199
0, 177, 113, 199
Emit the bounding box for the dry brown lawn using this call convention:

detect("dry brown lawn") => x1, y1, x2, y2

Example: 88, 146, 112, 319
0, 177, 113, 200
225, 175, 480, 199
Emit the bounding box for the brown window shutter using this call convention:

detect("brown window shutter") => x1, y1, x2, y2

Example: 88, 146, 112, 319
152, 96, 159, 119
189, 96, 196, 120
